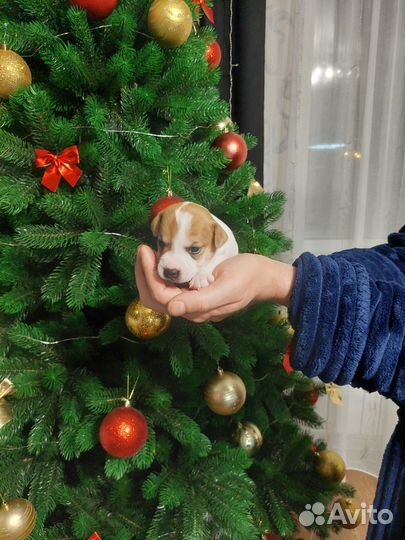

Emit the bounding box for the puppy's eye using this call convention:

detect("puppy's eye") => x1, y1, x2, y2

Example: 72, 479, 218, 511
188, 246, 201, 255
158, 238, 166, 250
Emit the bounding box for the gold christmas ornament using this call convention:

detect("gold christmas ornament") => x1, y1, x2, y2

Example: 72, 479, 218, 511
125, 299, 171, 341
315, 450, 346, 483
0, 379, 14, 430
217, 116, 233, 133
334, 497, 362, 529
270, 311, 285, 325
234, 421, 263, 456
0, 498, 37, 540
270, 310, 295, 339
204, 369, 246, 416
0, 45, 32, 99
148, 0, 193, 48
247, 180, 265, 197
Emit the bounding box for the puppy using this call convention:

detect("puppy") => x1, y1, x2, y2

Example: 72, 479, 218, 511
151, 202, 238, 289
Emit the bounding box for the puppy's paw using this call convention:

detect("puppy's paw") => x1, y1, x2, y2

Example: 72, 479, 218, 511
189, 270, 215, 290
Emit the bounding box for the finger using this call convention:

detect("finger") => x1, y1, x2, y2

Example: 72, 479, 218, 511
167, 280, 237, 317
135, 247, 155, 300
181, 311, 229, 323
138, 245, 161, 284
135, 246, 150, 294
185, 305, 243, 323
134, 248, 165, 312
138, 245, 180, 306
183, 294, 249, 323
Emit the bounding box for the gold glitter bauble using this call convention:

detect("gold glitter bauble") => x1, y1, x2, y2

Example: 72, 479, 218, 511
148, 0, 193, 48
247, 180, 265, 197
0, 499, 37, 540
204, 369, 246, 416
0, 400, 13, 430
315, 450, 346, 483
0, 46, 32, 99
0, 379, 14, 430
125, 299, 171, 341
217, 116, 233, 133
334, 497, 362, 529
234, 421, 263, 456
270, 311, 295, 338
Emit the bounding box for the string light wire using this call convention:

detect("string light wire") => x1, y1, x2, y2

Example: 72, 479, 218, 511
228, 0, 239, 115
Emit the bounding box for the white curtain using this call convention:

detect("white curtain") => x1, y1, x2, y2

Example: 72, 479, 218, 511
264, 0, 404, 475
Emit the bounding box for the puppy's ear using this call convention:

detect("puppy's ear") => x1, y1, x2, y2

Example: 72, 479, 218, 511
151, 213, 162, 237
213, 223, 228, 249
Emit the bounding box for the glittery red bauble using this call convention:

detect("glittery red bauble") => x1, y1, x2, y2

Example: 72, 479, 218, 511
150, 195, 184, 220
99, 406, 148, 459
206, 41, 222, 69
69, 0, 118, 20
214, 132, 248, 170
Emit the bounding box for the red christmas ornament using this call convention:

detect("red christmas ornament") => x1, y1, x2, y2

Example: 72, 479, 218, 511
150, 195, 184, 220
99, 405, 148, 459
206, 41, 222, 69
307, 387, 320, 405
35, 146, 83, 192
262, 533, 281, 540
311, 444, 319, 454
69, 0, 118, 20
283, 343, 294, 375
89, 534, 101, 540
214, 132, 248, 170
193, 0, 215, 23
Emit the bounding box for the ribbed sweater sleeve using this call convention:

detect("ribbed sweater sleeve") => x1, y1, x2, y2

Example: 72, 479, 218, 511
288, 232, 405, 407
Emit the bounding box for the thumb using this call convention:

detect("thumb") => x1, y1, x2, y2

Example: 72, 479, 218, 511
138, 244, 157, 272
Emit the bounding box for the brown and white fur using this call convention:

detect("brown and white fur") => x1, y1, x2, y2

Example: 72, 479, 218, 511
151, 202, 239, 289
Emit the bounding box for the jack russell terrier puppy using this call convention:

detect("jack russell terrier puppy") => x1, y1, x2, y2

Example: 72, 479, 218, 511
151, 202, 239, 290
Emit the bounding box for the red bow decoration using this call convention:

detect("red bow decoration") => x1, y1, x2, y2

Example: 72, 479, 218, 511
35, 145, 83, 192
283, 344, 294, 375
89, 534, 101, 540
193, 0, 215, 24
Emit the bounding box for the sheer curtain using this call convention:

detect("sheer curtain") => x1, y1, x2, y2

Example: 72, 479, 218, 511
264, 0, 404, 475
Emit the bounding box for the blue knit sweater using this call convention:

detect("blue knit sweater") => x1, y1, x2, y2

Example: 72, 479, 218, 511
289, 229, 405, 540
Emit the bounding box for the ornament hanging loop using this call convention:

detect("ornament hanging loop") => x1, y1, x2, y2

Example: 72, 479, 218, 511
0, 491, 7, 508
164, 166, 173, 196
123, 374, 139, 407
2, 22, 8, 48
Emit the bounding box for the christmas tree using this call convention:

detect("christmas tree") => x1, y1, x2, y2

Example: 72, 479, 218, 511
0, 1, 353, 539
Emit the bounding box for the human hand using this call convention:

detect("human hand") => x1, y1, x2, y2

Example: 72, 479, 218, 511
135, 245, 182, 313
136, 246, 296, 322
165, 253, 296, 323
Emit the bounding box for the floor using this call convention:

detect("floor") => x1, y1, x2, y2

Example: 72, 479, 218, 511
295, 470, 378, 540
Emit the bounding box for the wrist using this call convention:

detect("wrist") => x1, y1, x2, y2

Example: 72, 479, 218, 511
255, 256, 297, 307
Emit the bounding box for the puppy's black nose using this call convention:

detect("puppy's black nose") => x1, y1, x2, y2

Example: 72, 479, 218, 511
163, 268, 180, 280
